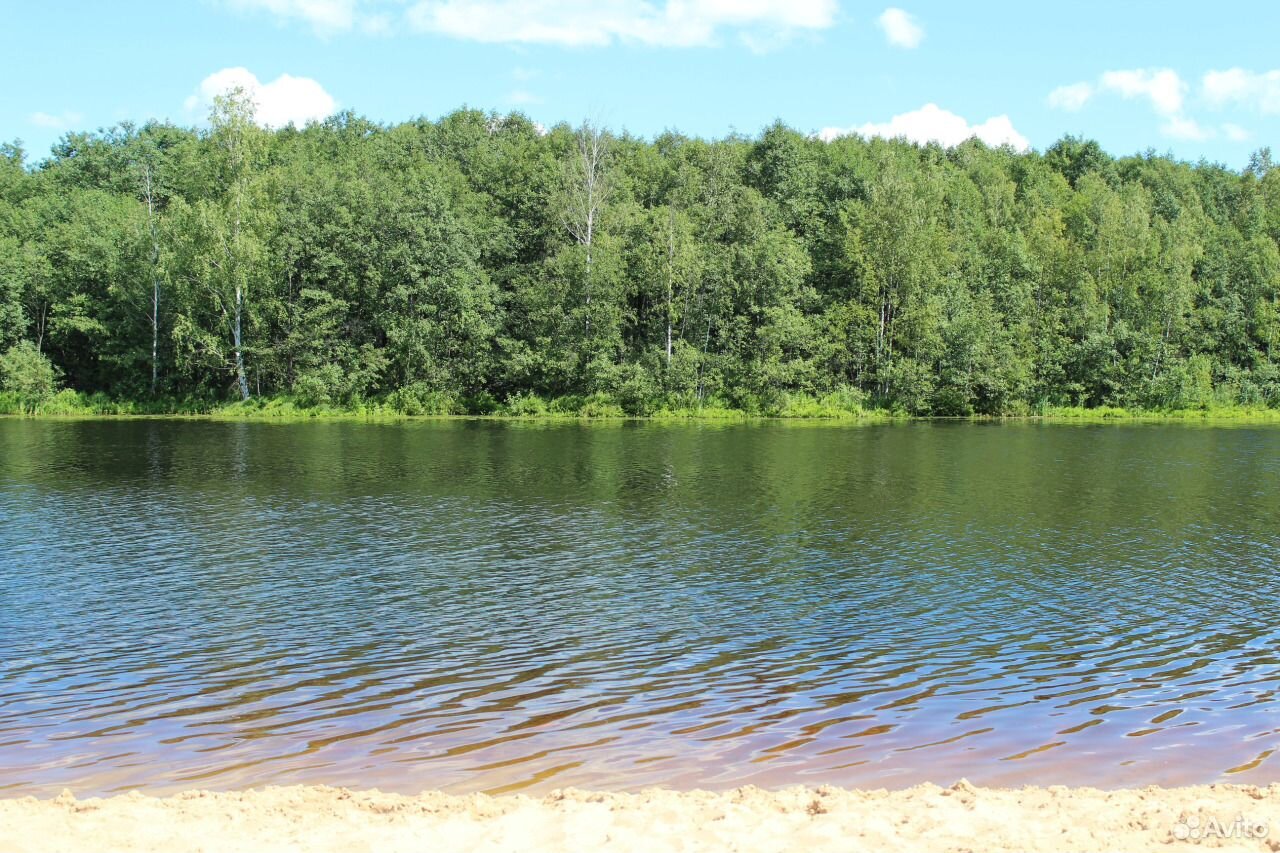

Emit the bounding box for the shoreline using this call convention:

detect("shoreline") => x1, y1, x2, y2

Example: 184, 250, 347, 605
4, 407, 1280, 425
6, 782, 1279, 852
7, 388, 1280, 425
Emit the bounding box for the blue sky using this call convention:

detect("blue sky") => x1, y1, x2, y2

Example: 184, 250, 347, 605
3, 0, 1279, 167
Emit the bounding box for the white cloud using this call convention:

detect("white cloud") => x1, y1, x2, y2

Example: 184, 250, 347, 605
1047, 82, 1093, 112
820, 104, 1030, 151
1203, 68, 1280, 115
29, 111, 84, 130
1049, 70, 1186, 116
1222, 122, 1251, 142
1052, 69, 1209, 142
1160, 115, 1213, 142
220, 0, 839, 47
1048, 66, 1278, 146
186, 68, 337, 129
360, 12, 393, 34
506, 89, 542, 105
1098, 68, 1185, 116
226, 0, 359, 33
876, 8, 922, 49
404, 0, 837, 48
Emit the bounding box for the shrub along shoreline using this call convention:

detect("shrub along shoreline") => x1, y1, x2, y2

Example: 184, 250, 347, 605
3, 388, 1279, 423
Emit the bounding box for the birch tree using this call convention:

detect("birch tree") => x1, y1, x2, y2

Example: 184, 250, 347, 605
134, 145, 163, 394
629, 205, 698, 367
561, 120, 611, 336
841, 155, 950, 400
169, 88, 265, 399
213, 90, 259, 400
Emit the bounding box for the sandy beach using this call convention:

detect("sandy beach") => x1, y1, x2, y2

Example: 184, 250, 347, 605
4, 782, 1278, 853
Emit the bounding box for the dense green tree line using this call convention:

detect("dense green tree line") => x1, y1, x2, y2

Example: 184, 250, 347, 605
2, 91, 1279, 416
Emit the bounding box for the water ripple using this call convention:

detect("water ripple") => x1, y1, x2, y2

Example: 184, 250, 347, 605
1, 420, 1279, 795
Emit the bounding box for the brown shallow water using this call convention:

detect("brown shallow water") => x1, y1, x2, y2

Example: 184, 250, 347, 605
1, 419, 1278, 795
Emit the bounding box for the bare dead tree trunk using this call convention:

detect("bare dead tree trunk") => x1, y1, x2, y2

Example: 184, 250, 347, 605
1271, 294, 1278, 362
665, 208, 675, 367
35, 303, 47, 352
233, 285, 248, 401
206, 87, 258, 402
698, 316, 713, 402
140, 161, 162, 395
563, 121, 610, 339
228, 124, 250, 401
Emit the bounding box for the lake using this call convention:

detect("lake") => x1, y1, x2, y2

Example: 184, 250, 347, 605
1, 418, 1278, 796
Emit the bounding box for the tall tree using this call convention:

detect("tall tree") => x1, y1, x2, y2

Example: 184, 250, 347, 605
561, 120, 611, 337
132, 141, 164, 394
169, 88, 266, 400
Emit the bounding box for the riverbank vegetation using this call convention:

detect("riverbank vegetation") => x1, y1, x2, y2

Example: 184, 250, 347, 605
3, 92, 1280, 418
7, 390, 1280, 422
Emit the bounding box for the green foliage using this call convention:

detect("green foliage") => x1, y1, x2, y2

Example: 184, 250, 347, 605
387, 383, 462, 416
1037, 404, 1280, 422
293, 364, 349, 408
463, 390, 500, 415
0, 341, 58, 412
2, 109, 1280, 419
774, 386, 869, 419
574, 393, 626, 418
503, 391, 548, 416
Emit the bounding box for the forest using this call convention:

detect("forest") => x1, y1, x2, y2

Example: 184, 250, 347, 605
2, 90, 1279, 417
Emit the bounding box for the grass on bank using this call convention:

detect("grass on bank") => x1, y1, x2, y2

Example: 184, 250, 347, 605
0, 387, 891, 421
1029, 404, 1280, 422
4, 387, 1280, 423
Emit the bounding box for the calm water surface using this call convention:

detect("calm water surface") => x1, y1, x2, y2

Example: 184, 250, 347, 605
1, 419, 1278, 795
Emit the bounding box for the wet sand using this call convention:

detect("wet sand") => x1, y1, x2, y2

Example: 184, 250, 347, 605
5, 782, 1279, 852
